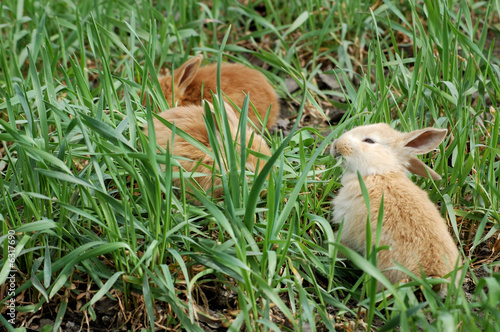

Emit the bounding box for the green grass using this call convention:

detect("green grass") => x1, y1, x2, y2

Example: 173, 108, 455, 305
1, 0, 499, 331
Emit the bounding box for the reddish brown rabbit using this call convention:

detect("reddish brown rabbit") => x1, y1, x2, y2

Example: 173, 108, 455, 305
330, 123, 461, 296
144, 102, 271, 198
158, 54, 280, 130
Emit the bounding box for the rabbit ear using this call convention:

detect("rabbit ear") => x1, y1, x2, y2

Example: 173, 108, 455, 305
203, 99, 239, 134
202, 99, 214, 110
202, 100, 218, 127
407, 156, 443, 180
403, 128, 447, 180
221, 101, 239, 129
174, 54, 203, 95
403, 128, 447, 154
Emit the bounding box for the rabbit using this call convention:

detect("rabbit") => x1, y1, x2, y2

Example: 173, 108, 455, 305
157, 54, 280, 130
143, 101, 272, 199
330, 123, 461, 296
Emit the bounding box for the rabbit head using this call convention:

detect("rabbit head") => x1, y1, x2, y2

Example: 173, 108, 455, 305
330, 123, 447, 180
160, 54, 203, 108
144, 101, 271, 198
158, 54, 280, 130
205, 100, 272, 174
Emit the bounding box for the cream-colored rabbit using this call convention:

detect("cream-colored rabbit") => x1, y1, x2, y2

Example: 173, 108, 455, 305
144, 102, 271, 198
158, 54, 280, 130
330, 123, 461, 296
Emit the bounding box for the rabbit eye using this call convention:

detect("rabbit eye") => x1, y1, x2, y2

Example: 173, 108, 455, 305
363, 138, 375, 144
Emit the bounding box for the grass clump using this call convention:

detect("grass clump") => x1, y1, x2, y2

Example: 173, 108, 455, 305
1, 0, 499, 331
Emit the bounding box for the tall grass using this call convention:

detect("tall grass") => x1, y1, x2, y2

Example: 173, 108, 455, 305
1, 0, 499, 331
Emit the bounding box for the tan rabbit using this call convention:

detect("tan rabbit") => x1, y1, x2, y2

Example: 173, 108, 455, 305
158, 54, 280, 130
330, 123, 461, 296
144, 101, 271, 198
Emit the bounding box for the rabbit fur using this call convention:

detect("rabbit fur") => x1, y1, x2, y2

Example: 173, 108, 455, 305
158, 54, 280, 130
330, 123, 461, 295
144, 101, 271, 198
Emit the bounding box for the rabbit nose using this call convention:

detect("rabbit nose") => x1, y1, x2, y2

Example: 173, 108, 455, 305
330, 140, 339, 157
332, 139, 352, 157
